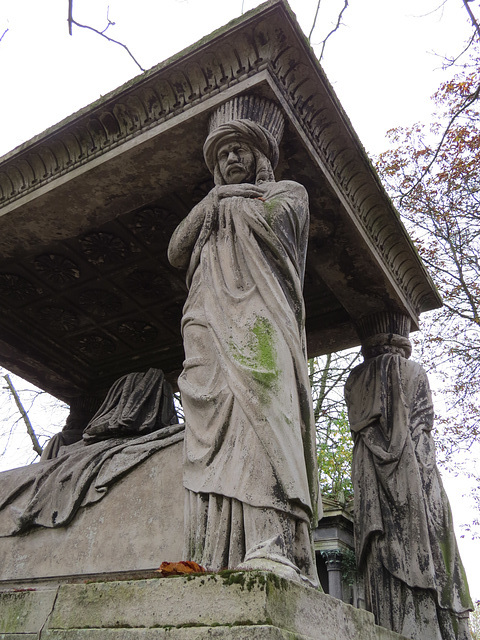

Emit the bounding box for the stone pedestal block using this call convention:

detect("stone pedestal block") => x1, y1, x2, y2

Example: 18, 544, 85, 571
0, 572, 409, 640
0, 440, 184, 587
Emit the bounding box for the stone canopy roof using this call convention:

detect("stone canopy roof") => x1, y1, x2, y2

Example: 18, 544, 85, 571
0, 0, 441, 403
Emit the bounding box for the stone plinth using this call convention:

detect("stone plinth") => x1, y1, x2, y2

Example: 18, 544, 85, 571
0, 571, 409, 639
0, 439, 184, 587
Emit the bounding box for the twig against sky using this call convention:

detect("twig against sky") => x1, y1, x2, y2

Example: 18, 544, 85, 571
442, 33, 476, 68
318, 0, 349, 62
308, 0, 322, 42
399, 82, 480, 203
3, 374, 43, 456
67, 1, 145, 73
462, 0, 480, 40
68, 0, 73, 36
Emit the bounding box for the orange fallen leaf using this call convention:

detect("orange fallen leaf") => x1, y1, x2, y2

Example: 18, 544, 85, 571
156, 561, 206, 576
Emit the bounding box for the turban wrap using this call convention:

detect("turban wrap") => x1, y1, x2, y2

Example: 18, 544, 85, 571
203, 119, 279, 185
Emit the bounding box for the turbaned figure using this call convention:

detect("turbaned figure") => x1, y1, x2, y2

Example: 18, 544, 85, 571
168, 95, 320, 587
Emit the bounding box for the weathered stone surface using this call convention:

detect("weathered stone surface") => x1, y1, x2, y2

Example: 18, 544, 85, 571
0, 439, 184, 585
375, 631, 413, 640
0, 0, 440, 403
0, 635, 39, 640
42, 629, 314, 639
0, 588, 57, 633
47, 574, 275, 630
169, 100, 319, 585
345, 320, 473, 640
0, 572, 412, 639
44, 572, 377, 639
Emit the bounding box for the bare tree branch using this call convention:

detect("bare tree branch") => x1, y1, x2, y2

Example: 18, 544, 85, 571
308, 0, 322, 42
68, 0, 73, 35
68, 1, 145, 73
3, 374, 43, 456
318, 0, 349, 62
70, 18, 145, 72
462, 0, 480, 40
100, 7, 115, 35
442, 32, 477, 68
310, 348, 360, 426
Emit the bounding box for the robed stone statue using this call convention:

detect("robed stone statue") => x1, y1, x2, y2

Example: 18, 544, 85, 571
168, 95, 320, 586
345, 317, 473, 640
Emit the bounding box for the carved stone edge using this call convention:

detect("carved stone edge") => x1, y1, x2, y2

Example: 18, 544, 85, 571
321, 549, 344, 571
0, 0, 441, 318
263, 39, 441, 319
0, 2, 284, 206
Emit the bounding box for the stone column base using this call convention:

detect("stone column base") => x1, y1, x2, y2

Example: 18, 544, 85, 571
0, 571, 408, 640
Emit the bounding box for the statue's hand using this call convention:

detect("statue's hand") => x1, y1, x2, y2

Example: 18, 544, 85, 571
215, 184, 266, 200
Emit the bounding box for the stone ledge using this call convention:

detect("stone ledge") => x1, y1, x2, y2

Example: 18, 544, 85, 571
0, 572, 410, 640
0, 588, 58, 634
40, 629, 315, 640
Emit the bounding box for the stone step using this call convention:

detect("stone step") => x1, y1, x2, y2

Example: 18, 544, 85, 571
0, 571, 408, 640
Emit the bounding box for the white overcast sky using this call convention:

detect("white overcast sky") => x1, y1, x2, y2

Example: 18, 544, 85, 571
0, 0, 479, 601
0, 0, 473, 157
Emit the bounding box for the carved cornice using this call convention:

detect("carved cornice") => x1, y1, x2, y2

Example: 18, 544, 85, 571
0, 0, 440, 317
0, 3, 282, 207
263, 27, 440, 317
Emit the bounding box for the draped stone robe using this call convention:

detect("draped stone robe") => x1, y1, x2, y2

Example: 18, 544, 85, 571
345, 353, 473, 640
168, 180, 320, 577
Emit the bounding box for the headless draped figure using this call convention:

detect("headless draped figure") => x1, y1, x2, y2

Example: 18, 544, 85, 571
345, 332, 473, 640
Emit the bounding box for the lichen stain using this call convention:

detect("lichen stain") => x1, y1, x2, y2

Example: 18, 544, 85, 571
262, 197, 280, 227
229, 316, 280, 403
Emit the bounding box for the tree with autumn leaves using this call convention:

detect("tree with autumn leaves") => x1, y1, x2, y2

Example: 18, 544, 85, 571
310, 352, 358, 505
376, 49, 480, 526
315, 41, 480, 536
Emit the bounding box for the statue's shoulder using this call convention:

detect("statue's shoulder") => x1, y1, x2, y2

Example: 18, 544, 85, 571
275, 179, 307, 192
404, 357, 429, 383
271, 180, 308, 201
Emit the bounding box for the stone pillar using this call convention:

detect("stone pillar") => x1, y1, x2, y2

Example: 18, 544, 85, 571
321, 549, 344, 600
346, 310, 474, 639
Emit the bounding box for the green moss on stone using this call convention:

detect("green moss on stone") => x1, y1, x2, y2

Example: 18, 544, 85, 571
264, 572, 289, 594
0, 595, 30, 633
218, 569, 269, 593
262, 197, 280, 226
229, 316, 280, 403
0, 589, 61, 634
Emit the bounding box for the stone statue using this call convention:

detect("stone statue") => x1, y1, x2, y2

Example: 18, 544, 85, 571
82, 368, 177, 443
344, 315, 473, 640
41, 368, 177, 459
0, 368, 181, 535
168, 96, 320, 586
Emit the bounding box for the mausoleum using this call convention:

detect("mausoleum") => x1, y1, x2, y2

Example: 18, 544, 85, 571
1, 1, 467, 639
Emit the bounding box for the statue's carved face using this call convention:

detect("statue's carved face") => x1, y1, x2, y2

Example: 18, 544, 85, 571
217, 140, 256, 184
